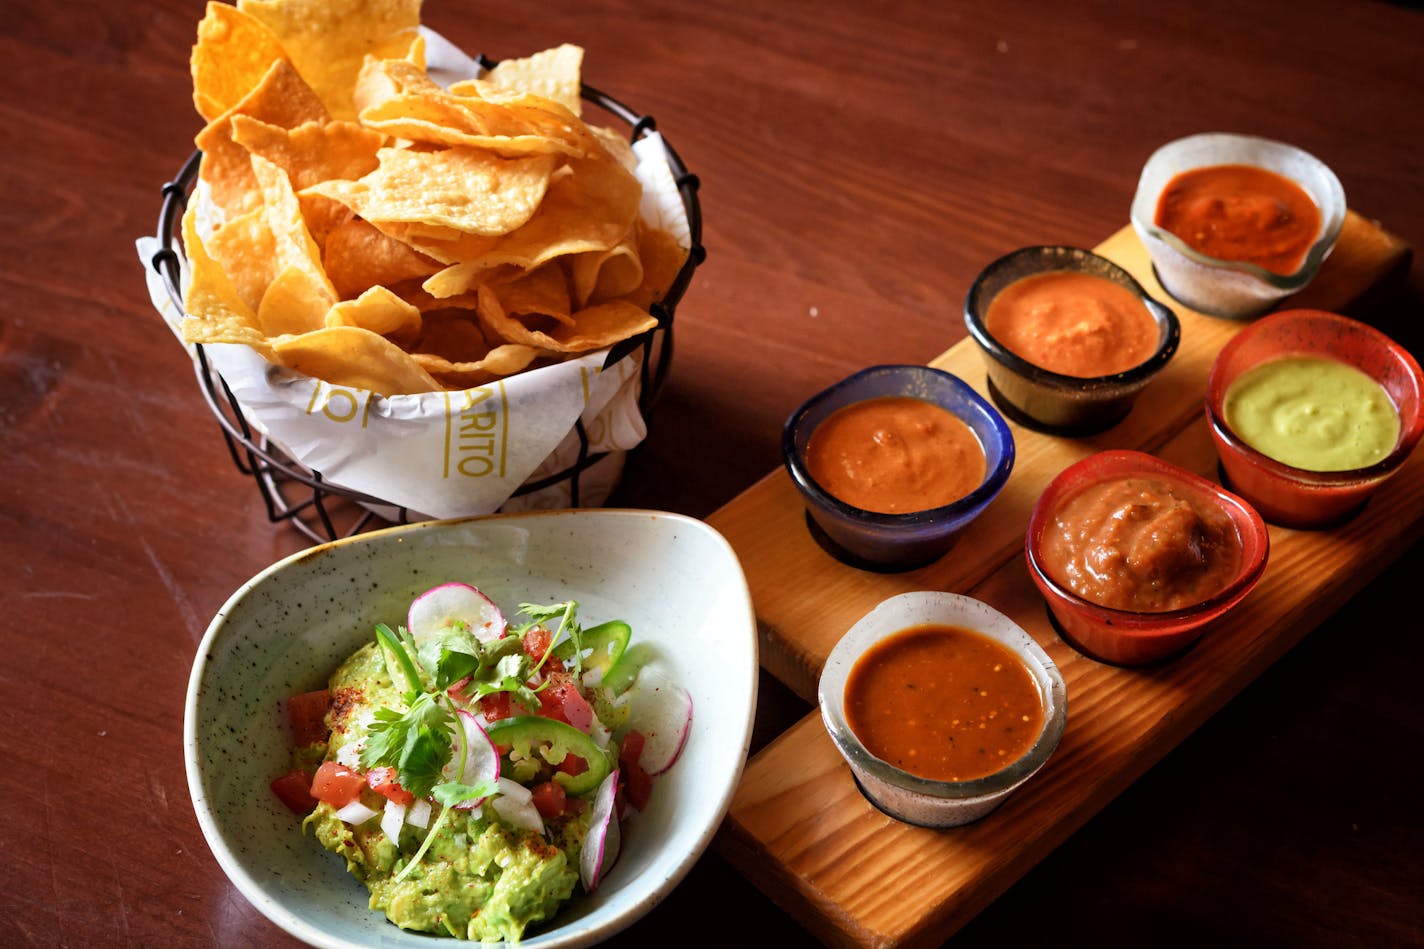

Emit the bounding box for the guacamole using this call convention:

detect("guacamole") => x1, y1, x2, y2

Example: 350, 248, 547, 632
305, 641, 583, 942
272, 588, 690, 942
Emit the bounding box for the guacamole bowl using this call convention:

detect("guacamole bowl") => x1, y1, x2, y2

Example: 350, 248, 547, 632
184, 509, 758, 948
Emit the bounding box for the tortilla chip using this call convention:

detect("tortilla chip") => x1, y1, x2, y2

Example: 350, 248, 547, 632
230, 116, 385, 189
325, 284, 424, 338
179, 203, 273, 356
203, 206, 276, 313
478, 285, 655, 354
249, 154, 338, 316
310, 147, 560, 236
322, 217, 442, 300
482, 44, 584, 116
190, 2, 288, 122
236, 0, 423, 120
195, 58, 330, 220
271, 326, 442, 395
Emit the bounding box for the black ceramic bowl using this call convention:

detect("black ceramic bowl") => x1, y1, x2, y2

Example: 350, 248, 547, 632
964, 246, 1180, 435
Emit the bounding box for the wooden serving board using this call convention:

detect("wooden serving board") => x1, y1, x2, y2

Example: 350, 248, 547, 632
708, 212, 1415, 948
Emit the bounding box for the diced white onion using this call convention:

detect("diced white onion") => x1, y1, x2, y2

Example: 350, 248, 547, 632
381, 799, 407, 843
334, 800, 379, 826
406, 799, 431, 829
496, 777, 532, 804
334, 742, 362, 770
490, 793, 544, 834
581, 667, 603, 689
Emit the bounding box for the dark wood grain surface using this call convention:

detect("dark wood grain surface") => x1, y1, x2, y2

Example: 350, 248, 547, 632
2, 0, 1420, 945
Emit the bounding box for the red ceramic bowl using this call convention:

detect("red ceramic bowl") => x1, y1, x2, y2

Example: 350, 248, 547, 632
1205, 309, 1424, 529
1025, 450, 1269, 666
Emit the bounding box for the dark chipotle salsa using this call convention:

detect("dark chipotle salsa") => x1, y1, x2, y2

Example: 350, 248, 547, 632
844, 624, 1044, 782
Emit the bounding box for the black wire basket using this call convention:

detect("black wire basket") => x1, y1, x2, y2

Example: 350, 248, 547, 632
149, 65, 704, 545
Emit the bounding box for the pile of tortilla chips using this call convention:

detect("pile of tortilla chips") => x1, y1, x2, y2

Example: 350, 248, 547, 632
182, 0, 688, 396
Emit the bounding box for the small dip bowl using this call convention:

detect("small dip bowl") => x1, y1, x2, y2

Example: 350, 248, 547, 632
1205, 308, 1424, 529
1026, 450, 1269, 666
1130, 132, 1346, 319
818, 591, 1067, 828
782, 365, 1015, 571
963, 245, 1180, 435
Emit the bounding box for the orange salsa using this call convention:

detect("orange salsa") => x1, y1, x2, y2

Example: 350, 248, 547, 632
804, 396, 986, 514
1154, 163, 1321, 275
984, 271, 1159, 378
844, 624, 1044, 782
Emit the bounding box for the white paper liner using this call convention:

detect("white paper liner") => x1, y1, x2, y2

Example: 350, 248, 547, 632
134, 29, 689, 520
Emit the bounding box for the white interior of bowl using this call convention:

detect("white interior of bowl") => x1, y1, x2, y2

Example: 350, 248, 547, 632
184, 510, 757, 948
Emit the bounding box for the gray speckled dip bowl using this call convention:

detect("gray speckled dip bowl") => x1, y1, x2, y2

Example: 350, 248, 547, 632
818, 592, 1067, 828
184, 509, 757, 948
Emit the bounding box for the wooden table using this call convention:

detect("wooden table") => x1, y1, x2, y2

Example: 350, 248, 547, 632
2, 0, 1420, 945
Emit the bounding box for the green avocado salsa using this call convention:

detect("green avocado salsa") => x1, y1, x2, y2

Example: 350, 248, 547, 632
268, 586, 689, 942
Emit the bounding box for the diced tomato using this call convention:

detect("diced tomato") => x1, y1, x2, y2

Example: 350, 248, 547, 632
481, 691, 515, 721
522, 625, 553, 661
366, 766, 414, 805
620, 730, 646, 767
447, 675, 473, 702
530, 780, 568, 820
537, 672, 595, 732
310, 761, 366, 808
619, 730, 653, 811
556, 753, 588, 777
286, 690, 331, 747
270, 769, 318, 814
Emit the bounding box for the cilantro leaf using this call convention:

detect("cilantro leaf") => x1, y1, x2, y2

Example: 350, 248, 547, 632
358, 692, 456, 799
432, 779, 498, 808
434, 647, 481, 690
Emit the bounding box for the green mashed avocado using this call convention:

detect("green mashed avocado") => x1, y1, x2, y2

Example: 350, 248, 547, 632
304, 642, 585, 942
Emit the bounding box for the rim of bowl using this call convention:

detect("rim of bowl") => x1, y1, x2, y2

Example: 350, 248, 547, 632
1025, 449, 1270, 626
819, 592, 1068, 800
1205, 309, 1424, 485
963, 245, 1181, 394
782, 364, 1016, 527
1129, 132, 1347, 290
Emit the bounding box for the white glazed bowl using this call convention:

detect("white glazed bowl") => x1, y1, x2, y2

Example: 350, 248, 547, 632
818, 591, 1067, 828
184, 510, 757, 948
1130, 132, 1345, 318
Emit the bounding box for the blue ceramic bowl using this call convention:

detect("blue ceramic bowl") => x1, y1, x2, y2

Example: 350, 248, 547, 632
782, 365, 1015, 570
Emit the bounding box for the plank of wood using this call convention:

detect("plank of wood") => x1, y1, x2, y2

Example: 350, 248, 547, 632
709, 211, 1415, 948
717, 419, 1424, 949
707, 210, 1411, 702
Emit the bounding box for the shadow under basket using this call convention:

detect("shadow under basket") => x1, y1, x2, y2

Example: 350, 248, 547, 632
148, 68, 705, 544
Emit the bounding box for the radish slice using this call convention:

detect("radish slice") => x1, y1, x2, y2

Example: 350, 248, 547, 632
381, 799, 407, 844
445, 710, 500, 808
580, 770, 620, 892
408, 583, 506, 643
623, 666, 693, 775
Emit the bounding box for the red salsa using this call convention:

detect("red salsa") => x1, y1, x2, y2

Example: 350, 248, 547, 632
1154, 164, 1321, 276
844, 624, 1044, 782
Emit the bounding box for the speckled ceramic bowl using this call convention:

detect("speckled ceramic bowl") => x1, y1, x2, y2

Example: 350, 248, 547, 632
1130, 132, 1346, 318
184, 510, 757, 949
819, 592, 1067, 828
964, 246, 1181, 434
782, 365, 1015, 571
